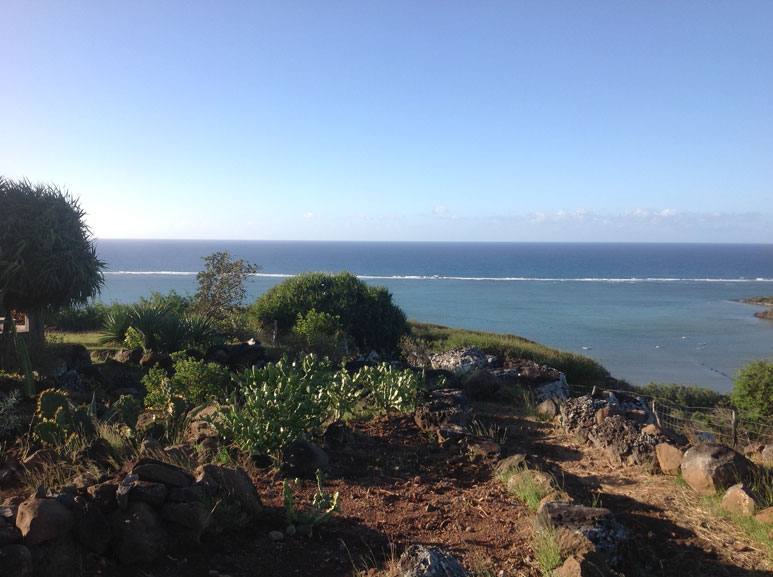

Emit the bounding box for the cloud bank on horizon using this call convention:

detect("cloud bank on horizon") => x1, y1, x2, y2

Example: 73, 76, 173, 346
2, 2, 771, 243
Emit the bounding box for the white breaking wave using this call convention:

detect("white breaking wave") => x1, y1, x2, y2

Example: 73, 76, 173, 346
103, 271, 773, 283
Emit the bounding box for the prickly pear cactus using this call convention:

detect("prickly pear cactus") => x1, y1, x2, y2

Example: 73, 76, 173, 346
113, 395, 141, 429
35, 420, 64, 445
37, 389, 70, 420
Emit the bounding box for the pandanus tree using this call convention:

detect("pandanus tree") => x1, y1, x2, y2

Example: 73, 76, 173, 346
0, 176, 105, 352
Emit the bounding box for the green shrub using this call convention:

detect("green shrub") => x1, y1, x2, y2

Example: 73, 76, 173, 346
141, 352, 233, 408
731, 360, 773, 422
49, 302, 130, 332
283, 469, 340, 536
352, 364, 420, 414
213, 355, 335, 459
636, 382, 729, 408
292, 308, 346, 358
252, 271, 408, 356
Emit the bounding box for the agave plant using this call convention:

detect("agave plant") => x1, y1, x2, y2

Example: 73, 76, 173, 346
100, 302, 217, 354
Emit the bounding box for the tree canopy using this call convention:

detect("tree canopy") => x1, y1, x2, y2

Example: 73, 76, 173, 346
0, 177, 104, 336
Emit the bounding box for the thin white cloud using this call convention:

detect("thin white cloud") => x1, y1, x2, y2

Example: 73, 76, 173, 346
303, 212, 313, 219
432, 205, 448, 215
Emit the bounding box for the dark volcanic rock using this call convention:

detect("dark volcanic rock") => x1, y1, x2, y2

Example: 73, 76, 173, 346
414, 389, 470, 432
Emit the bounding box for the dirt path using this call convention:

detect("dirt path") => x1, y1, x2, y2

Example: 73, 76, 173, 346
521, 415, 773, 577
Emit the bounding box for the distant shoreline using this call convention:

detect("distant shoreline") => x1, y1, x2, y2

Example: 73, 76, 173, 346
736, 296, 773, 320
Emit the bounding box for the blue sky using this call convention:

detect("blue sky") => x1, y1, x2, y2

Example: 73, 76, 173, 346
3, 1, 772, 242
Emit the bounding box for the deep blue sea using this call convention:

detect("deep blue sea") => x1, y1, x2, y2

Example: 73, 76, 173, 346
93, 240, 773, 393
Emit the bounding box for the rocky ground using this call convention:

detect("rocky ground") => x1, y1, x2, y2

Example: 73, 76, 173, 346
2, 343, 772, 577
9, 401, 764, 577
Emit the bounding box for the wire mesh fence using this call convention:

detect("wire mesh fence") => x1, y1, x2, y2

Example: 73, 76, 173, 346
571, 383, 773, 450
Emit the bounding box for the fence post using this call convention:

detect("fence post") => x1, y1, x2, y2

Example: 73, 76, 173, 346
591, 385, 597, 396
273, 319, 278, 344
731, 410, 738, 450
651, 400, 662, 428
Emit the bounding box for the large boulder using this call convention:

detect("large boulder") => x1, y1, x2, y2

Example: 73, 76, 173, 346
131, 458, 195, 488
462, 370, 502, 400
721, 483, 757, 516
397, 544, 469, 577
414, 390, 470, 432
196, 464, 263, 517
110, 502, 167, 565
429, 347, 490, 376
681, 443, 752, 495
655, 443, 683, 475
0, 544, 33, 577
280, 440, 329, 478
586, 415, 658, 466
15, 498, 74, 546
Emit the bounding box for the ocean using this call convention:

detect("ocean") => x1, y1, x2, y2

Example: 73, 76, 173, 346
93, 240, 773, 393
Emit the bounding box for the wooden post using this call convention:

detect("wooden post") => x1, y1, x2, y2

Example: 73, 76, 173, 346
652, 401, 662, 428
731, 410, 738, 450
273, 319, 278, 344
591, 385, 597, 396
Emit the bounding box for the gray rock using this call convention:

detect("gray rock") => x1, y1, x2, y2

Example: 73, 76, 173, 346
281, 440, 329, 478
397, 544, 469, 577
131, 458, 195, 488
161, 501, 211, 541
586, 415, 658, 466
16, 498, 74, 546
29, 535, 78, 577
195, 464, 263, 519
1, 497, 24, 524
537, 398, 560, 418
110, 502, 167, 565
681, 443, 752, 495
129, 481, 168, 508
535, 501, 626, 567
462, 370, 501, 400
86, 481, 119, 513
429, 346, 490, 375
413, 389, 470, 432
73, 497, 111, 554
0, 544, 33, 577
167, 485, 206, 503
536, 374, 570, 402
494, 453, 528, 476
762, 444, 773, 463
0, 521, 21, 546
113, 348, 143, 364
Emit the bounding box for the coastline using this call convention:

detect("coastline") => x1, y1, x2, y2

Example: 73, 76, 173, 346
735, 296, 773, 320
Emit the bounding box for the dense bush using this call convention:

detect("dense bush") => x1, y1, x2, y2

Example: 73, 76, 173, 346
252, 272, 408, 356
213, 355, 423, 460
731, 360, 773, 422
213, 355, 336, 459
635, 382, 729, 408
142, 352, 234, 409
48, 302, 126, 332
